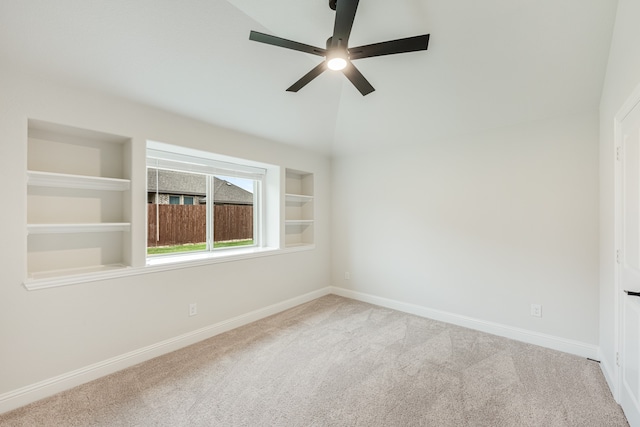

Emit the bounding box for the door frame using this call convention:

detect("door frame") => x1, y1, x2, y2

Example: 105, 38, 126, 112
614, 83, 640, 403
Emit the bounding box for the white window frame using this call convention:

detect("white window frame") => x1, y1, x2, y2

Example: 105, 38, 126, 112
146, 141, 268, 264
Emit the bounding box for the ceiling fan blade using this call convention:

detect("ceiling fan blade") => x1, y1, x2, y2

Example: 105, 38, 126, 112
332, 0, 359, 47
349, 34, 430, 60
249, 31, 326, 57
342, 62, 375, 96
286, 62, 328, 92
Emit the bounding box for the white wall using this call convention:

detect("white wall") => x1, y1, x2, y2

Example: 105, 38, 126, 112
332, 111, 600, 347
599, 0, 640, 391
0, 69, 330, 404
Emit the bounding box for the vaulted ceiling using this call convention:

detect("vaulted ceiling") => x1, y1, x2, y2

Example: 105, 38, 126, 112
0, 0, 618, 155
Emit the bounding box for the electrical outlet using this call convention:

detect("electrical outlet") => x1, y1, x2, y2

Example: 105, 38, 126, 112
345, 272, 351, 280
530, 304, 542, 318
189, 303, 197, 317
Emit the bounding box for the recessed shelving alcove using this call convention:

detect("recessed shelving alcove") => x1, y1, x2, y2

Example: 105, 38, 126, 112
26, 119, 133, 283
284, 169, 314, 248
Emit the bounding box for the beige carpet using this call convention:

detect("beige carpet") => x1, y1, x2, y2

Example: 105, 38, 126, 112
0, 295, 628, 426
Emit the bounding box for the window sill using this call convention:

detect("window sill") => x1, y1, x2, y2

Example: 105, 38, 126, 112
147, 245, 283, 268
23, 244, 315, 291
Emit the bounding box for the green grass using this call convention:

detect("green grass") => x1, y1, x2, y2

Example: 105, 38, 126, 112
147, 240, 253, 255
147, 243, 206, 255
214, 239, 253, 248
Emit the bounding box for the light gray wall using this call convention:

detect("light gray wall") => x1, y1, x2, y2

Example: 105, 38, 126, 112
0, 69, 331, 396
331, 111, 600, 345
599, 0, 640, 390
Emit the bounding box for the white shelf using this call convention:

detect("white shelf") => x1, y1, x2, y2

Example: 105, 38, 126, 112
285, 193, 314, 203
285, 220, 314, 226
283, 242, 315, 248
27, 222, 131, 235
27, 170, 130, 191
24, 246, 314, 290
25, 263, 129, 284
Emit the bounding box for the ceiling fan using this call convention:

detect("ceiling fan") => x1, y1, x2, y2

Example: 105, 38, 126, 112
249, 0, 430, 96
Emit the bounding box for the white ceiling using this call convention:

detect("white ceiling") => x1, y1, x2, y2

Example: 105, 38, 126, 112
0, 0, 618, 155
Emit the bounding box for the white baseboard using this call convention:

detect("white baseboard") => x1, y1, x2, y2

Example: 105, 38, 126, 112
330, 286, 599, 360
0, 287, 332, 415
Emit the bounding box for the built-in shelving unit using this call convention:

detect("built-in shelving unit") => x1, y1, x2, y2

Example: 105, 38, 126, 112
26, 119, 132, 283
284, 169, 314, 248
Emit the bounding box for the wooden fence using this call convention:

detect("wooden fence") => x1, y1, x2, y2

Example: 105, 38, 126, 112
214, 204, 254, 242
147, 204, 253, 247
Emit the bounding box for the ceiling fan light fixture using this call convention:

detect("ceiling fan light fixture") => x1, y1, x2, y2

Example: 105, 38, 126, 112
327, 56, 347, 71
327, 49, 348, 71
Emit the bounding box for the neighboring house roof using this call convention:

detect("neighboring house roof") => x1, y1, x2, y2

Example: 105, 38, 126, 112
147, 169, 253, 205
211, 177, 253, 205
148, 169, 206, 196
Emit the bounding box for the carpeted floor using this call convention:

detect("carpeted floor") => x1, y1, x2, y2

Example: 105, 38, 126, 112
0, 295, 628, 426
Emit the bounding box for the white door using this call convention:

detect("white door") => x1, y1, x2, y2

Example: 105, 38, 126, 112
620, 97, 640, 426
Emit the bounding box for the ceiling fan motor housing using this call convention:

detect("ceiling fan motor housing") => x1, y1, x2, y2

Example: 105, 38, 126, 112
326, 37, 333, 50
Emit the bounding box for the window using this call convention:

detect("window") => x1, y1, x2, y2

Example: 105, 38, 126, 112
147, 142, 265, 258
